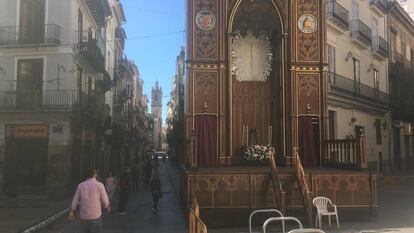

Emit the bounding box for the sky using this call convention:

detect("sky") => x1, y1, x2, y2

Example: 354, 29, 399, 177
122, 0, 186, 125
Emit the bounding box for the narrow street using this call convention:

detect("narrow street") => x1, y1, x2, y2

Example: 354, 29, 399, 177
39, 160, 187, 233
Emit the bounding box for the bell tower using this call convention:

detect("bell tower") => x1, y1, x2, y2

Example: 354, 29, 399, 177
152, 81, 162, 149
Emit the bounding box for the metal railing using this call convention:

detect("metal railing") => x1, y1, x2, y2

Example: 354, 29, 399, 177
350, 19, 372, 47
269, 148, 286, 215
372, 35, 388, 58
370, 0, 388, 13
249, 209, 284, 233
328, 72, 389, 105
390, 51, 414, 71
0, 24, 61, 48
263, 216, 303, 233
293, 148, 312, 225
0, 89, 104, 113
327, 0, 349, 30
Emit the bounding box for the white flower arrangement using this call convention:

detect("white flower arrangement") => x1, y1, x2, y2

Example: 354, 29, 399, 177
242, 144, 270, 162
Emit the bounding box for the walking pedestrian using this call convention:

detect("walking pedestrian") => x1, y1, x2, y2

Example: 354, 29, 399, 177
69, 168, 110, 233
131, 165, 139, 192
117, 168, 131, 215
150, 172, 162, 212
105, 171, 116, 203
152, 154, 160, 172
144, 158, 152, 184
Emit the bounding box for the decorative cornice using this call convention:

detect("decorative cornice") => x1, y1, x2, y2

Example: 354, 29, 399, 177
290, 66, 322, 72
187, 63, 226, 69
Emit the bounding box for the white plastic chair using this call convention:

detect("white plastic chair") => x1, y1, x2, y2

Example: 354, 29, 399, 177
288, 229, 326, 233
312, 197, 339, 229
249, 209, 284, 233
262, 216, 303, 233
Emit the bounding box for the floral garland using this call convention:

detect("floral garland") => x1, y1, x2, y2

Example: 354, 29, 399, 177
231, 30, 273, 82
242, 144, 270, 162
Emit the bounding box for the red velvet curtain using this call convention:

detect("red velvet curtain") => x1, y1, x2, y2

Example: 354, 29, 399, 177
195, 115, 217, 167
298, 116, 318, 167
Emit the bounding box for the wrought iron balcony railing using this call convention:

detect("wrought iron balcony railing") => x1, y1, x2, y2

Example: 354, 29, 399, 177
370, 0, 388, 14
77, 31, 105, 72
328, 72, 389, 105
372, 35, 388, 58
390, 51, 414, 72
350, 19, 372, 47
0, 89, 104, 113
327, 0, 349, 31
0, 24, 61, 48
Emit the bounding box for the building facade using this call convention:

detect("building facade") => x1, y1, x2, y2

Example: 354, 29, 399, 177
166, 47, 185, 163
0, 0, 147, 198
327, 0, 391, 171
0, 0, 112, 197
388, 2, 414, 171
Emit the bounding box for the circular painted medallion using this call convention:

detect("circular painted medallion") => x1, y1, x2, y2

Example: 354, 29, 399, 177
298, 14, 318, 34
195, 10, 216, 31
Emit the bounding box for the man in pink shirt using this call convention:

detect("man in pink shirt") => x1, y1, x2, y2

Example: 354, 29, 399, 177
69, 169, 110, 233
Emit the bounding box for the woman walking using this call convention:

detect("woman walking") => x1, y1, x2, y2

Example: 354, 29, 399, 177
105, 171, 116, 203
117, 169, 131, 215
150, 172, 162, 212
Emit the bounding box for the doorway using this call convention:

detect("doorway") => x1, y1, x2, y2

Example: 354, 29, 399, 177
19, 0, 45, 44
393, 127, 402, 170
4, 125, 48, 195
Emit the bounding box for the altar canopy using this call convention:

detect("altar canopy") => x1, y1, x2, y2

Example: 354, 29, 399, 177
230, 0, 282, 159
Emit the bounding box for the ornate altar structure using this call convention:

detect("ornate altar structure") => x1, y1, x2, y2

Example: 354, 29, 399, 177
184, 0, 377, 227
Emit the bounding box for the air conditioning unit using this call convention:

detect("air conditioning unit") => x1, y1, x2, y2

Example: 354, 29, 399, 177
404, 122, 412, 136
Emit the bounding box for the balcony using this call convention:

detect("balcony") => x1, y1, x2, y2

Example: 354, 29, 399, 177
83, 0, 111, 28
350, 19, 372, 48
115, 27, 126, 50
327, 0, 349, 31
390, 51, 414, 72
95, 71, 112, 93
372, 35, 388, 59
77, 30, 105, 72
370, 0, 388, 15
328, 72, 389, 105
0, 24, 61, 48
0, 89, 104, 113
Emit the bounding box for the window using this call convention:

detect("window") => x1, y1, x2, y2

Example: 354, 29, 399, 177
373, 69, 379, 90
372, 17, 378, 48
329, 111, 337, 140
20, 0, 45, 43
353, 58, 360, 94
16, 59, 44, 108
328, 44, 336, 85
78, 9, 83, 43
375, 119, 382, 144
401, 35, 406, 59
390, 31, 397, 62
410, 49, 414, 63
352, 0, 359, 20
